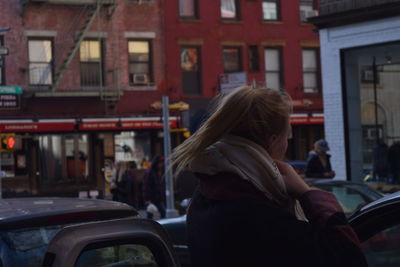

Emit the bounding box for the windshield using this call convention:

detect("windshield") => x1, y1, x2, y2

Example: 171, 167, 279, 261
0, 225, 63, 267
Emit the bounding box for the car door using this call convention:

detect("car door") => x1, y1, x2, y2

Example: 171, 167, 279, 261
349, 192, 400, 267
41, 218, 180, 267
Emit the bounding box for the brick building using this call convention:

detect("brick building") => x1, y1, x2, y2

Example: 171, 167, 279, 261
163, 0, 325, 161
0, 0, 181, 197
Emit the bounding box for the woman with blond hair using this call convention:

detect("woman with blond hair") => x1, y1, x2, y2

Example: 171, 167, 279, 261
171, 86, 367, 267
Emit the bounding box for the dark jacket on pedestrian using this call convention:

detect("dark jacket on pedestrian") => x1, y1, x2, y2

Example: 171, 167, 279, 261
305, 151, 333, 178
142, 155, 165, 205
115, 170, 135, 207
187, 172, 367, 267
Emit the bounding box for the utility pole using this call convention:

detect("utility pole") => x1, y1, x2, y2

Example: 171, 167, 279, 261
162, 96, 179, 218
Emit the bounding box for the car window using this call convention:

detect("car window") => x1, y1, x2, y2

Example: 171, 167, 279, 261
76, 244, 158, 267
0, 226, 63, 267
361, 224, 400, 267
314, 185, 370, 213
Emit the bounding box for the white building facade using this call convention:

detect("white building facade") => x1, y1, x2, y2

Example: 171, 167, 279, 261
311, 1, 400, 181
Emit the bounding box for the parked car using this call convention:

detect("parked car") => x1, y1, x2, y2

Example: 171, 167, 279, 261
0, 197, 178, 267
159, 179, 386, 267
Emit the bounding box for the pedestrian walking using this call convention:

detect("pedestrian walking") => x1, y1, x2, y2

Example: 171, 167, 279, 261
110, 161, 135, 207
388, 141, 400, 184
305, 139, 335, 178
171, 86, 367, 267
142, 155, 166, 219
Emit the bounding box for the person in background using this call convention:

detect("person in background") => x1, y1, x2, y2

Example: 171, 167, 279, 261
171, 86, 366, 267
388, 141, 400, 184
142, 155, 166, 219
372, 139, 388, 181
110, 161, 135, 207
305, 139, 335, 178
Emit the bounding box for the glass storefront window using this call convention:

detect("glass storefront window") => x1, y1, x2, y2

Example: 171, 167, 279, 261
114, 131, 151, 169
343, 42, 400, 182
38, 134, 89, 184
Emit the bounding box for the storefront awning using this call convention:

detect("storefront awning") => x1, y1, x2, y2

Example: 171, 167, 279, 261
290, 113, 324, 125
0, 117, 179, 133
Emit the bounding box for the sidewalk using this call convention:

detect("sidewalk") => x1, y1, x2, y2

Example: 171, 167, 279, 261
367, 182, 400, 194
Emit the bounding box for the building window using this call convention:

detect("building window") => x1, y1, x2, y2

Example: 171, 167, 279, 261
223, 47, 242, 73
302, 48, 319, 93
300, 0, 318, 22
80, 40, 103, 87
0, 36, 4, 85
28, 39, 53, 85
181, 46, 201, 95
248, 45, 260, 72
128, 40, 152, 85
262, 0, 280, 21
179, 0, 198, 18
221, 0, 240, 20
264, 48, 282, 91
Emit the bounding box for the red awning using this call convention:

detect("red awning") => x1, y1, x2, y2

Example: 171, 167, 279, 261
0, 117, 179, 133
290, 113, 324, 125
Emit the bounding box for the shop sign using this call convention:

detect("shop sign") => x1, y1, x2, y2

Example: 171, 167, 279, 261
290, 115, 324, 125
219, 72, 247, 94
0, 94, 20, 109
79, 119, 178, 131
0, 86, 23, 94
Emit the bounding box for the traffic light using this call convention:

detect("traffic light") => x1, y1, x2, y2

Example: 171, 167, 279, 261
0, 134, 21, 151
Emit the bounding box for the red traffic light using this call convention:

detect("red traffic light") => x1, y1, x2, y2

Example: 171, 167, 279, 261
7, 137, 15, 149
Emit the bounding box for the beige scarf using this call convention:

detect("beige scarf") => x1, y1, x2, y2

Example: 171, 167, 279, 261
190, 135, 303, 218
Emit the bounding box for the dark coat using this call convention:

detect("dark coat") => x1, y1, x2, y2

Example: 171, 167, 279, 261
305, 151, 333, 178
187, 172, 367, 267
142, 155, 165, 204
115, 170, 135, 207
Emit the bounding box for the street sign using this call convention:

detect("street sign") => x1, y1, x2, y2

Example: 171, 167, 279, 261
0, 94, 20, 109
0, 86, 23, 94
219, 72, 247, 94
0, 47, 9, 56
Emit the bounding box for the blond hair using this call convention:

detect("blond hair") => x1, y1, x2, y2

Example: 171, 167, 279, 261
171, 86, 292, 175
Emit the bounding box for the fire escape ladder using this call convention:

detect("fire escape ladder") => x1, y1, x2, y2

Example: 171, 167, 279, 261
51, 3, 102, 92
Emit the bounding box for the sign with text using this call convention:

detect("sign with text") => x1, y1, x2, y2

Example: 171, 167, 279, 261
0, 94, 19, 109
219, 72, 247, 94
0, 86, 23, 94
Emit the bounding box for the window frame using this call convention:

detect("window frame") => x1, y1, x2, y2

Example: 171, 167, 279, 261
128, 39, 153, 86
262, 0, 281, 21
179, 0, 199, 19
264, 46, 284, 91
220, 0, 241, 20
28, 37, 54, 86
302, 47, 321, 93
222, 46, 243, 73
79, 39, 105, 87
0, 36, 4, 85
180, 45, 202, 95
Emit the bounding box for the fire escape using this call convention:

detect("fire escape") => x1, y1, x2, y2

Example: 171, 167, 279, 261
20, 0, 122, 111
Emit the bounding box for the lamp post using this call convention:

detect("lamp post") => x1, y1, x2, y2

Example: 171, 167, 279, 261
162, 96, 179, 218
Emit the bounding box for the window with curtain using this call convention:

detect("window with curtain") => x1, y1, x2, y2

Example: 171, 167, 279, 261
262, 0, 280, 21
181, 46, 202, 95
80, 40, 103, 86
128, 40, 152, 85
28, 39, 53, 85
180, 0, 198, 18
221, 0, 239, 19
223, 47, 242, 73
264, 48, 282, 90
302, 48, 319, 93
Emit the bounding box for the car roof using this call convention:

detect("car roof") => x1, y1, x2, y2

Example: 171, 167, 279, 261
359, 191, 400, 212
0, 197, 137, 230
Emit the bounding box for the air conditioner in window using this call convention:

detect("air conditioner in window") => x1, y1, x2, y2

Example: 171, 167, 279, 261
300, 9, 319, 21
133, 74, 149, 84
367, 128, 382, 140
